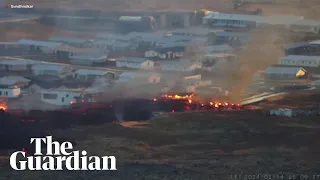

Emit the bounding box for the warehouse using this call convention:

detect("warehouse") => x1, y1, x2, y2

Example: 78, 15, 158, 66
116, 57, 154, 69
32, 64, 74, 79
74, 69, 116, 81
285, 41, 320, 56
278, 55, 320, 68
264, 66, 308, 80
0, 59, 37, 72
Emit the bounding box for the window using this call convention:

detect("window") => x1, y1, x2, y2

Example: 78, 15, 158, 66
43, 93, 58, 99
0, 91, 2, 96
66, 94, 69, 97
62, 97, 64, 102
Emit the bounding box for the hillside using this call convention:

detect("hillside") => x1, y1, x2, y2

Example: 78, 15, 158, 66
0, 110, 319, 179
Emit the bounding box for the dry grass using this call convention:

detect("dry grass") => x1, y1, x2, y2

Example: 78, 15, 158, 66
0, 110, 320, 179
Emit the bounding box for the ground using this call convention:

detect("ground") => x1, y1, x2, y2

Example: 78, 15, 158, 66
0, 105, 320, 179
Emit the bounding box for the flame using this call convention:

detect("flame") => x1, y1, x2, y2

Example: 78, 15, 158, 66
0, 104, 7, 111
153, 98, 157, 102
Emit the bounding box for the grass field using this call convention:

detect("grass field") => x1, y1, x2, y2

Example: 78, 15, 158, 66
0, 109, 319, 179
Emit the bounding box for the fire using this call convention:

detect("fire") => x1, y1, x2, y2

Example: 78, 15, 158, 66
0, 104, 7, 111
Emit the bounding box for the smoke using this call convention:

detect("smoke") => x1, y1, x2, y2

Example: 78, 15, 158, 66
227, 27, 288, 102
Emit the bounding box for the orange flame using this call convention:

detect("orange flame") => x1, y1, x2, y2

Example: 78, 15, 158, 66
0, 104, 7, 111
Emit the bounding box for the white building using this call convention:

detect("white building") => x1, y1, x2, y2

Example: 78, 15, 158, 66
32, 64, 74, 78
161, 61, 202, 72
117, 72, 161, 84
40, 87, 101, 106
264, 66, 307, 80
74, 69, 115, 81
0, 59, 37, 71
49, 36, 95, 48
289, 19, 320, 35
0, 85, 21, 98
279, 55, 320, 67
116, 57, 154, 69
198, 45, 233, 54
0, 76, 31, 88
203, 12, 303, 28
145, 46, 185, 60
17, 39, 63, 51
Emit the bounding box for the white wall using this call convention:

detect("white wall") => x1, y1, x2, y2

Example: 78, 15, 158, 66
116, 60, 154, 69
141, 60, 154, 69
0, 88, 21, 98
41, 90, 82, 106
145, 50, 158, 58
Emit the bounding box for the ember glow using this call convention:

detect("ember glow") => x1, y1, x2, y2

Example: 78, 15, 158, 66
0, 104, 7, 111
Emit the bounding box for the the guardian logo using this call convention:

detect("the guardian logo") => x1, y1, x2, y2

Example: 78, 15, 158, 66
9, 136, 117, 171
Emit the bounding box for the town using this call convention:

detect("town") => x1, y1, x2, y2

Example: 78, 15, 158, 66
0, 0, 320, 178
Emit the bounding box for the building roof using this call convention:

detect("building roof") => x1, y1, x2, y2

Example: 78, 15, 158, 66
285, 42, 311, 49
215, 31, 250, 39
291, 19, 320, 26
161, 60, 200, 68
0, 76, 30, 85
0, 59, 38, 65
50, 45, 98, 53
170, 27, 222, 36
75, 69, 108, 76
309, 40, 320, 45
49, 36, 94, 44
17, 39, 63, 47
43, 87, 102, 93
205, 12, 303, 25
281, 55, 320, 61
199, 45, 233, 53
264, 66, 305, 75
119, 71, 160, 79
32, 64, 73, 71
152, 46, 185, 53
117, 57, 150, 63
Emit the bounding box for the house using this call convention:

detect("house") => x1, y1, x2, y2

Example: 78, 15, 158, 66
40, 87, 101, 106
169, 27, 221, 38
70, 53, 108, 66
278, 56, 320, 68
264, 66, 308, 80
199, 53, 236, 64
117, 72, 161, 84
32, 64, 74, 79
284, 42, 314, 56
17, 39, 63, 52
47, 46, 102, 59
0, 59, 37, 72
145, 46, 185, 60
49, 36, 94, 48
161, 61, 202, 72
203, 12, 303, 29
0, 85, 21, 98
93, 40, 134, 52
74, 69, 116, 81
213, 32, 250, 44
116, 57, 154, 69
198, 45, 233, 54
0, 76, 31, 88
289, 19, 320, 35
